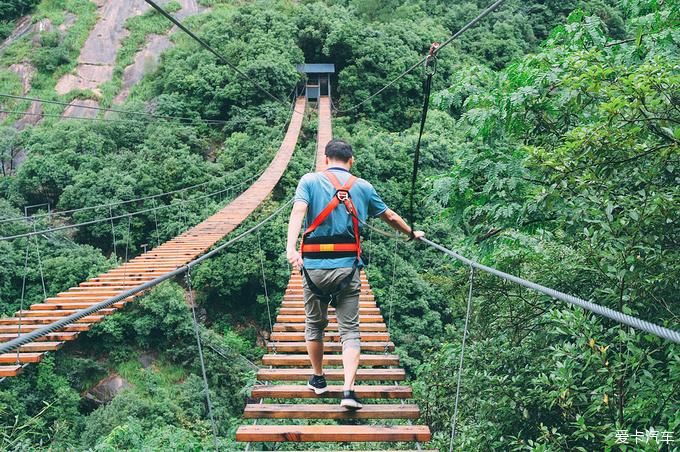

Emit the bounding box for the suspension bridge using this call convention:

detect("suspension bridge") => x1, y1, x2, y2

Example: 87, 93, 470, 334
0, 96, 305, 377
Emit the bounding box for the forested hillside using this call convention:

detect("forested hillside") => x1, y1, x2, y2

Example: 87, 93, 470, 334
0, 0, 677, 450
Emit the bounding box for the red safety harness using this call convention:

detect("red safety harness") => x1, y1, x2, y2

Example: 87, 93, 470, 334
300, 171, 361, 260
299, 170, 361, 307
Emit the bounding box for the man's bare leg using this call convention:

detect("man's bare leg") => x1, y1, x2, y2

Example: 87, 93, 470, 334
342, 339, 361, 391
307, 339, 324, 375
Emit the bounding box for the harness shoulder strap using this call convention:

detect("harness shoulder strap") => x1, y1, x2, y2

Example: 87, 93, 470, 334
302, 171, 358, 237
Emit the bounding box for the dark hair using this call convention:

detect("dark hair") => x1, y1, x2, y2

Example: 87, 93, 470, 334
325, 139, 353, 162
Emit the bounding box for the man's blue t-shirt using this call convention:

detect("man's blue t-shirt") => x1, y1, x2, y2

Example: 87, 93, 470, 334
294, 167, 388, 269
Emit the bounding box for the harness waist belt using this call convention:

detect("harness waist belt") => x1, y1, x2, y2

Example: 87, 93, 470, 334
301, 235, 358, 259
302, 243, 359, 252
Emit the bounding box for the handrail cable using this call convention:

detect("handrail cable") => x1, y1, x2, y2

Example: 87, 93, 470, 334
0, 93, 229, 125
0, 174, 260, 241
0, 179, 216, 225
0, 109, 169, 123
418, 237, 680, 344
333, 0, 506, 113
0, 197, 294, 356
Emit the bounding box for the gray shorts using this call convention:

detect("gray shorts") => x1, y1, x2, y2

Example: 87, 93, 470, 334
302, 267, 361, 344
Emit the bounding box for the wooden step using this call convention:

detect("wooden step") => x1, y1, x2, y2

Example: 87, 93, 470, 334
78, 281, 150, 287
64, 286, 122, 297
251, 384, 412, 399
276, 315, 383, 323
286, 289, 373, 295
257, 368, 405, 381
261, 354, 399, 367
288, 276, 368, 282
0, 323, 91, 333
0, 365, 23, 377
281, 301, 377, 308
54, 291, 124, 298
283, 294, 375, 301
288, 277, 369, 282
269, 332, 390, 342
0, 352, 44, 363
0, 315, 103, 325
31, 301, 127, 310
0, 332, 78, 342
235, 425, 431, 442
286, 284, 371, 290
267, 342, 394, 352
244, 403, 420, 419
18, 342, 63, 352
16, 309, 115, 317
272, 323, 387, 332
86, 276, 156, 282
277, 308, 381, 315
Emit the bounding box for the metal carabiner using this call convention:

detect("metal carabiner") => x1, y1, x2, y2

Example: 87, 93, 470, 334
336, 190, 350, 202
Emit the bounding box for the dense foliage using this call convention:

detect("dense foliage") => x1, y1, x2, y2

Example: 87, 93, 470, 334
0, 0, 39, 40
0, 0, 677, 449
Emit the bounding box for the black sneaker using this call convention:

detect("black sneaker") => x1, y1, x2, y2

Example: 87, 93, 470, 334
307, 374, 328, 395
340, 390, 363, 410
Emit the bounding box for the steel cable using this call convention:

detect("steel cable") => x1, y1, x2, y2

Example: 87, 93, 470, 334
419, 237, 680, 344
0, 172, 261, 242
0, 93, 229, 125
450, 266, 474, 451
333, 0, 507, 114
186, 269, 220, 451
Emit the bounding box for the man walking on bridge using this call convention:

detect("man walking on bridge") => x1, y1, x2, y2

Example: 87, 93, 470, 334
286, 139, 424, 410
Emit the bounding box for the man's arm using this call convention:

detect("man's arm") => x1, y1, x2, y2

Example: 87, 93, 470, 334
286, 200, 308, 270
379, 209, 425, 240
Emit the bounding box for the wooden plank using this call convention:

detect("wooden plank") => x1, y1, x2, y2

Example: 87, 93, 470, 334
243, 403, 420, 419
0, 352, 43, 363
269, 332, 390, 342
281, 301, 376, 308
30, 301, 127, 310
0, 323, 91, 333
267, 342, 394, 352
277, 308, 381, 315
276, 315, 383, 323
257, 368, 405, 381
18, 342, 63, 352
261, 354, 399, 366
284, 294, 375, 301
0, 315, 103, 325
250, 384, 412, 399
235, 425, 431, 442
16, 309, 115, 317
0, 365, 23, 377
272, 322, 386, 332
0, 332, 78, 342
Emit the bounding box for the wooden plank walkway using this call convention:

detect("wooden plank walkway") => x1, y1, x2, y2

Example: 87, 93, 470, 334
235, 96, 431, 448
0, 97, 306, 378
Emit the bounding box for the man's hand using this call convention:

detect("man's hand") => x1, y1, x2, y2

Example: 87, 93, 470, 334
287, 248, 303, 271
411, 230, 425, 241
